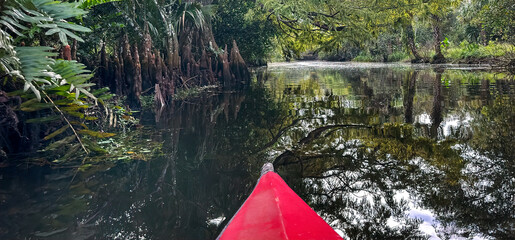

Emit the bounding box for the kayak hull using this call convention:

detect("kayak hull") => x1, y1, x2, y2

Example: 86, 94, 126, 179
217, 166, 343, 240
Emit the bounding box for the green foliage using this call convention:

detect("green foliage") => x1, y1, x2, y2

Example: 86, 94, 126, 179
252, 0, 374, 59
472, 96, 515, 161
0, 29, 20, 77
445, 41, 514, 61
79, 0, 121, 9
352, 50, 409, 62
82, 0, 211, 54
1, 0, 93, 100
0, 0, 120, 158
352, 52, 379, 62
388, 51, 410, 62
1, 0, 91, 45
246, 0, 512, 62
440, 37, 449, 49
213, 0, 277, 65
172, 85, 218, 100
15, 46, 56, 100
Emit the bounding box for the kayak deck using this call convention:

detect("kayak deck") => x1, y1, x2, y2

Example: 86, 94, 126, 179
217, 163, 343, 240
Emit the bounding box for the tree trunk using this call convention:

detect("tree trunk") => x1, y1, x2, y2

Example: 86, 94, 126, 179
431, 14, 445, 64
430, 69, 444, 138
405, 23, 423, 63
479, 23, 487, 46
403, 71, 418, 124
62, 45, 71, 60
141, 23, 153, 90
229, 40, 250, 82
71, 39, 77, 60
98, 42, 108, 87
480, 79, 490, 106
131, 45, 142, 109
168, 36, 181, 70
122, 34, 133, 99
220, 45, 232, 85
114, 49, 124, 96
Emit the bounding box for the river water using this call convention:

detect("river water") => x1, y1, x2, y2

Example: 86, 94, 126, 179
1, 61, 514, 239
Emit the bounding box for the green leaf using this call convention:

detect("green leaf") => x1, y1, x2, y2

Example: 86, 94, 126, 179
61, 104, 88, 111
61, 28, 84, 42
0, 16, 28, 30
92, 87, 110, 96
26, 115, 61, 123
70, 120, 88, 129
44, 135, 75, 151
78, 163, 93, 171
46, 85, 71, 93
78, 129, 116, 138
65, 110, 85, 118
81, 138, 107, 154
98, 93, 114, 100
0, 20, 25, 36
19, 99, 53, 111
37, 23, 58, 28
58, 31, 68, 45
45, 28, 61, 35
44, 125, 70, 140
79, 88, 97, 102
55, 22, 91, 32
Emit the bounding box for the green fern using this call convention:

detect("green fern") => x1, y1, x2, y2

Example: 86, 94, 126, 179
2, 0, 91, 45
1, 0, 94, 99
15, 46, 56, 100
1, 0, 117, 158
51, 60, 96, 101
0, 28, 21, 77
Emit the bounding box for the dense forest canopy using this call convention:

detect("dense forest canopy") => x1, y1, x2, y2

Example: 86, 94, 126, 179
245, 0, 514, 62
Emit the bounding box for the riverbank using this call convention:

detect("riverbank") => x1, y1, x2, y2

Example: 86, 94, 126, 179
267, 60, 513, 73
306, 42, 514, 69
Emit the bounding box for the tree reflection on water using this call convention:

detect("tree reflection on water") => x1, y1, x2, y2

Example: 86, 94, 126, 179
0, 65, 514, 239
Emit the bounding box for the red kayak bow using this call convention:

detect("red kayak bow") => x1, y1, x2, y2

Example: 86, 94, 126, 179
217, 163, 343, 240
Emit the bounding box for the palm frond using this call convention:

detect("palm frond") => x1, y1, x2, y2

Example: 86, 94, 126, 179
15, 46, 56, 100
0, 28, 20, 76
51, 60, 96, 102
1, 0, 91, 45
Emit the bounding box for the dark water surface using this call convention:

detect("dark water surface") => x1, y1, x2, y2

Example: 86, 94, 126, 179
1, 61, 514, 239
